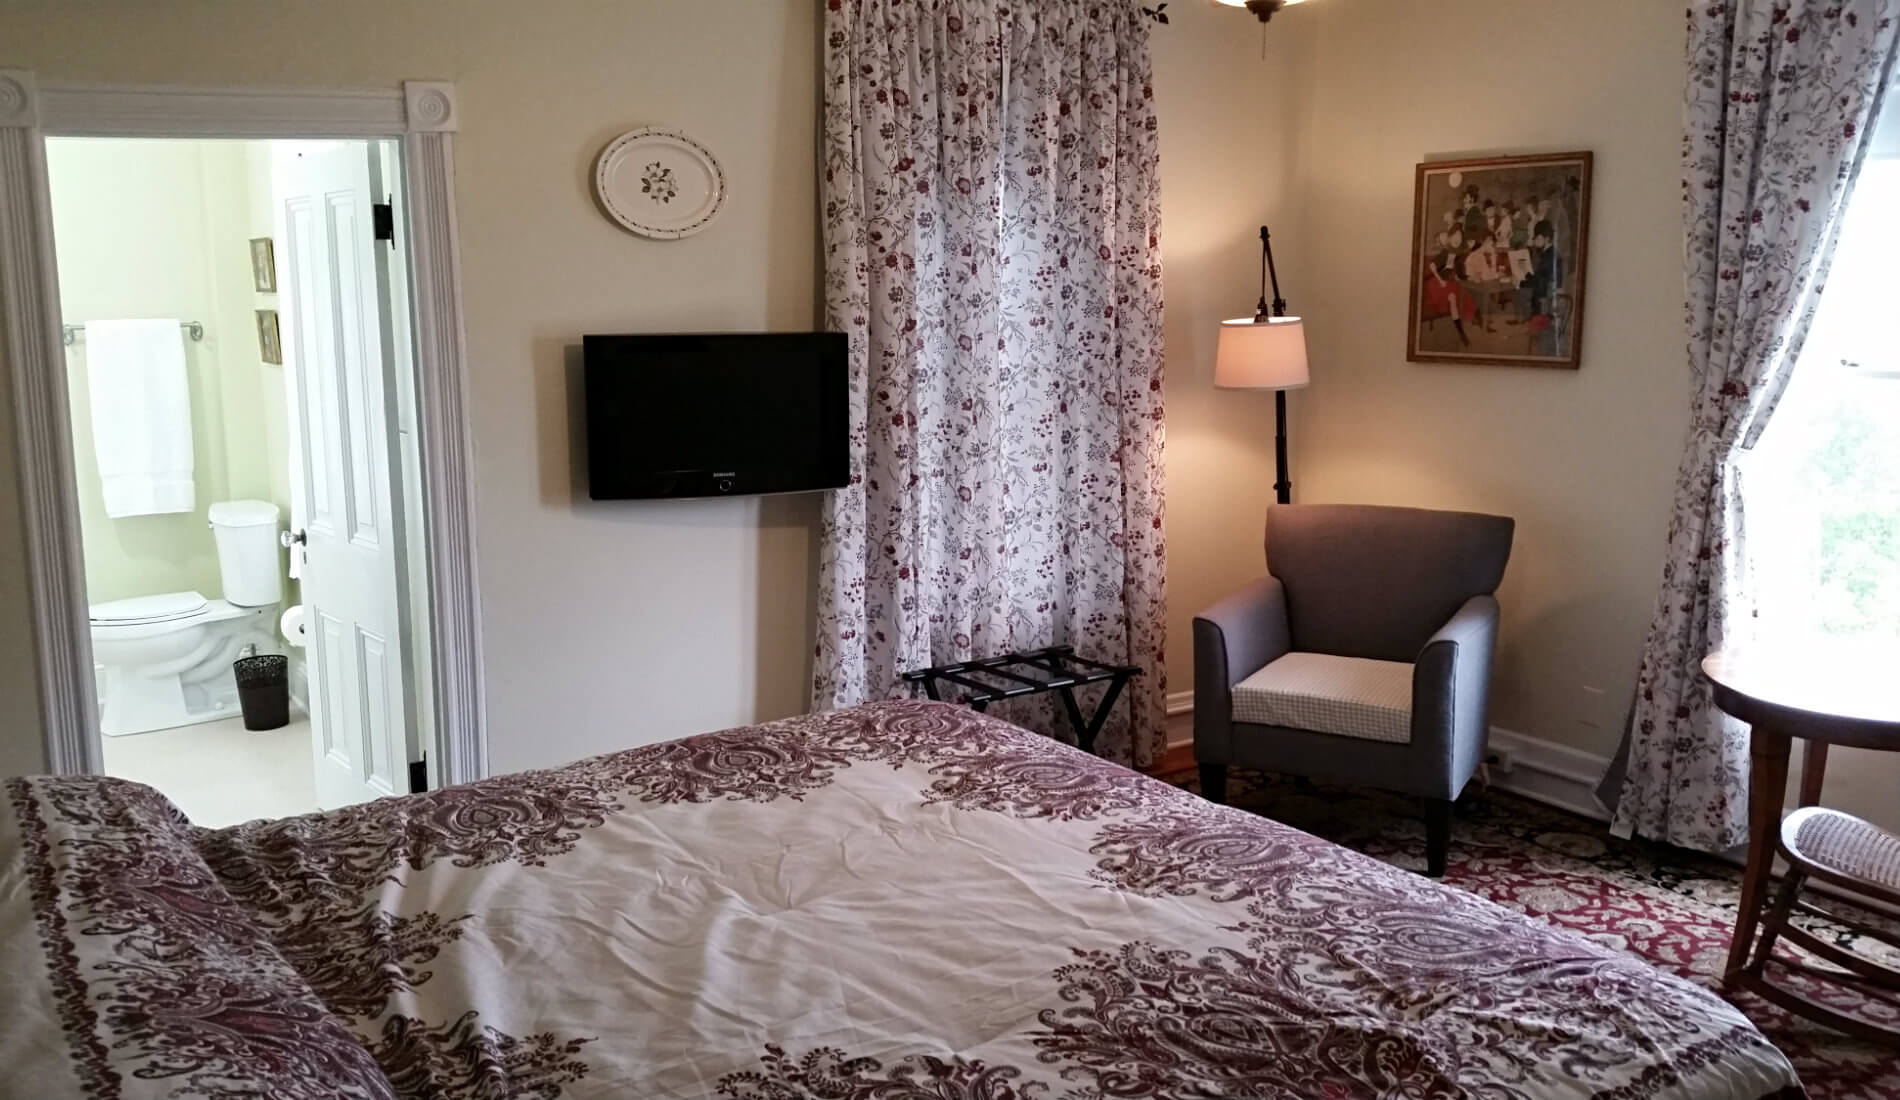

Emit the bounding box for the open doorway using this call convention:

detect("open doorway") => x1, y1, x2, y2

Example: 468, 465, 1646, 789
46, 136, 434, 825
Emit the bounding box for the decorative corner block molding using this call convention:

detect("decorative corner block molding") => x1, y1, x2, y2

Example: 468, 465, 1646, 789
0, 69, 39, 128
403, 82, 458, 133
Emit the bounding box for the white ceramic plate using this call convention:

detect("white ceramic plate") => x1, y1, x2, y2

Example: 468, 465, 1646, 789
594, 127, 726, 240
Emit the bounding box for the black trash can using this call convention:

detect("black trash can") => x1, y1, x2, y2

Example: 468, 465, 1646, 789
233, 654, 290, 731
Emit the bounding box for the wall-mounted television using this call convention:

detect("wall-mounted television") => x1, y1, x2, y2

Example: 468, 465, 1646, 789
583, 332, 849, 500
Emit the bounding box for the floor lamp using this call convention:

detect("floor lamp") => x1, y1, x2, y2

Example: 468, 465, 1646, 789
1214, 226, 1309, 504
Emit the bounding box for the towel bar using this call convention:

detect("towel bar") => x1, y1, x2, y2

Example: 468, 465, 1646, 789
62, 321, 204, 347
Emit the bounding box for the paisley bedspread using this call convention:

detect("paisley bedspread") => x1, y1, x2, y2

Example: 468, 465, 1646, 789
1, 700, 1805, 1099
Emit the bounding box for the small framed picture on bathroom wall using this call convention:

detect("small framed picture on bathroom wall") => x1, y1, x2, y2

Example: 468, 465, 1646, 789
249, 237, 277, 293
255, 309, 283, 365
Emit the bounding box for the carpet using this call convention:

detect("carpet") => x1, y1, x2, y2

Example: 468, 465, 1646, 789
1161, 769, 1900, 1100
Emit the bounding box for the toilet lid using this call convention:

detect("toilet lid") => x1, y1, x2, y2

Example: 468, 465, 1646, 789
90, 591, 209, 626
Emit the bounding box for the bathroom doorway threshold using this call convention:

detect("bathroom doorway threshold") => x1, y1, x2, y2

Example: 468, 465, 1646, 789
0, 75, 487, 791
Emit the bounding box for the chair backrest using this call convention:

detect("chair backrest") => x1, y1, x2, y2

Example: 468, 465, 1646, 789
1265, 503, 1514, 663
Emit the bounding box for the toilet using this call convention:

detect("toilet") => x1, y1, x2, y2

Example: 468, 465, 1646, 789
91, 500, 286, 737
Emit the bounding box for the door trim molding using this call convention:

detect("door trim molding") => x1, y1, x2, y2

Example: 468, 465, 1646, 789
0, 74, 487, 786
0, 70, 96, 775
399, 124, 487, 785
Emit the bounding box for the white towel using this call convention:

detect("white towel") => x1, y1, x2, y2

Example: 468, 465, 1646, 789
84, 320, 195, 518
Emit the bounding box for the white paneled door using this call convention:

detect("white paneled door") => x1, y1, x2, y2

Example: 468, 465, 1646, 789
276, 143, 413, 810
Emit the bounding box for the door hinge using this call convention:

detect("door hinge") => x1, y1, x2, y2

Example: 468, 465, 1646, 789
408, 756, 429, 794
373, 201, 396, 244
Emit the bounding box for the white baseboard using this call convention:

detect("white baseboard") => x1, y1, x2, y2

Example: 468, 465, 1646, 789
1483, 727, 1611, 823
1164, 691, 1195, 750
1159, 696, 1611, 823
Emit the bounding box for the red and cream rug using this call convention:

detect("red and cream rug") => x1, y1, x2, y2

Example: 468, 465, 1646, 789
1164, 769, 1900, 1100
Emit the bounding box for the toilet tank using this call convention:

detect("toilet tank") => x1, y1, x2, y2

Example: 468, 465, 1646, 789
208, 500, 284, 607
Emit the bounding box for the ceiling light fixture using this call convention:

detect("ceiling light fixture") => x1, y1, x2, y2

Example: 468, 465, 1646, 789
1212, 0, 1308, 23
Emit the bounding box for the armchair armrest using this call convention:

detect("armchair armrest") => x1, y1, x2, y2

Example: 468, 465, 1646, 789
1410, 594, 1500, 799
1192, 577, 1292, 764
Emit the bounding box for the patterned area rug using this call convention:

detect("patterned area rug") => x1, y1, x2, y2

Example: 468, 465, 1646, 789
1161, 769, 1900, 1100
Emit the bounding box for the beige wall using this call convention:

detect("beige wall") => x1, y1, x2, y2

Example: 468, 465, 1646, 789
199, 140, 293, 523
0, 1, 825, 776
44, 136, 294, 595
1151, 0, 1700, 761
243, 144, 299, 527
48, 139, 232, 604
1287, 0, 1689, 757
0, 0, 1295, 776
1282, 0, 1900, 834
217, 140, 300, 599
1153, 3, 1312, 703
15, 1, 1859, 825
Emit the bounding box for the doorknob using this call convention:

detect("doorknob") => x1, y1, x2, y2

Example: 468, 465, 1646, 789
281, 529, 307, 548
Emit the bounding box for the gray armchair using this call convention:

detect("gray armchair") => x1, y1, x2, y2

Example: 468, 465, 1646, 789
1193, 504, 1514, 876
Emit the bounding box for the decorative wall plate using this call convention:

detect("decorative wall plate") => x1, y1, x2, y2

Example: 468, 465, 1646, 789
594, 127, 726, 240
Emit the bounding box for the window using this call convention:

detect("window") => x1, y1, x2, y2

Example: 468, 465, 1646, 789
1745, 106, 1900, 647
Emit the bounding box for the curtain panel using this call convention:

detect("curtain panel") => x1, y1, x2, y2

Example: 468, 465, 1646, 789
1609, 0, 1899, 851
815, 0, 1169, 765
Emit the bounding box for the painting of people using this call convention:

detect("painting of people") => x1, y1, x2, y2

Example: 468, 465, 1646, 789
1407, 152, 1592, 368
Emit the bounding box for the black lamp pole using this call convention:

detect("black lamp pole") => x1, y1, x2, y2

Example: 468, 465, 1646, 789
1254, 225, 1293, 505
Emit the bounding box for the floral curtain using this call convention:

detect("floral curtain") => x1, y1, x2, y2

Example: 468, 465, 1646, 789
1608, 0, 1899, 851
814, 0, 1169, 766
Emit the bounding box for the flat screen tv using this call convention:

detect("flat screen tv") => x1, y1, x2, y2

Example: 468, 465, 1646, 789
583, 332, 849, 500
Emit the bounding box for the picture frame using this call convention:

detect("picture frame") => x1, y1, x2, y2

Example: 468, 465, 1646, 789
1407, 151, 1592, 369
255, 308, 282, 365
249, 236, 277, 293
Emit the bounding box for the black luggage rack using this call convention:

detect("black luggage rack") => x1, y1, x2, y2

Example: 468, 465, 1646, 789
901, 645, 1140, 756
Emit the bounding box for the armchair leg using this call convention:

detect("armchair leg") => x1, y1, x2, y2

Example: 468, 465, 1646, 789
1424, 798, 1453, 877
1199, 764, 1229, 805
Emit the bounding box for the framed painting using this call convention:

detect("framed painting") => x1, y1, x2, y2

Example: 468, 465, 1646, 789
249, 236, 277, 292
1407, 151, 1592, 369
255, 308, 282, 365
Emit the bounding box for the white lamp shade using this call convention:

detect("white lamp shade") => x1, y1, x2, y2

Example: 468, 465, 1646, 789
1215, 316, 1309, 390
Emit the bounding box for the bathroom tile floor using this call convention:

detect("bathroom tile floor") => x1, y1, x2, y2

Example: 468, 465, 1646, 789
101, 715, 318, 828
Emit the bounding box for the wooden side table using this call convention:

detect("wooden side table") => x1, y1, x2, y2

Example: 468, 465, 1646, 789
1703, 648, 1900, 1041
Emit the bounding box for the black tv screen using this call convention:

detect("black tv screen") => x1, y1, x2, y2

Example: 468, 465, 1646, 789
583, 332, 849, 500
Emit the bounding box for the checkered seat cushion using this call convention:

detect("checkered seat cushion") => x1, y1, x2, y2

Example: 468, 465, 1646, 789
1787, 808, 1900, 892
1231, 651, 1414, 744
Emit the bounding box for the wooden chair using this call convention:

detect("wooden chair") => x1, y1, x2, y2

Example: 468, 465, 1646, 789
1704, 648, 1900, 1044
1740, 806, 1900, 1046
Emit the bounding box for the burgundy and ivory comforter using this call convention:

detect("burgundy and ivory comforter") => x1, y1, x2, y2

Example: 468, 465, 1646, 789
2, 701, 1803, 1099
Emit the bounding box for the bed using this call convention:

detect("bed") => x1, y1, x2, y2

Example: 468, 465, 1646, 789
2, 700, 1804, 1099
